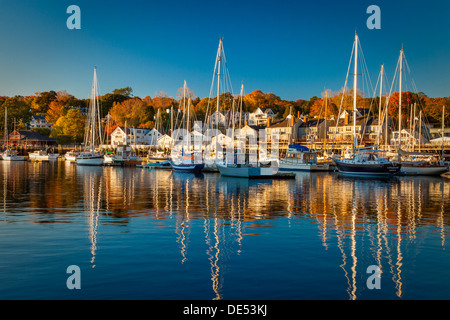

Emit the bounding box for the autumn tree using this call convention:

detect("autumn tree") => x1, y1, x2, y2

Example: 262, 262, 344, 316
50, 109, 85, 144
110, 97, 153, 129
30, 91, 57, 115
46, 101, 68, 124
152, 91, 175, 110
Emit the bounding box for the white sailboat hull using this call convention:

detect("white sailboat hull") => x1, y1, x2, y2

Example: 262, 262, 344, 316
29, 152, 59, 161
76, 156, 104, 166
2, 155, 26, 161
279, 161, 330, 172
65, 155, 77, 162
399, 164, 449, 176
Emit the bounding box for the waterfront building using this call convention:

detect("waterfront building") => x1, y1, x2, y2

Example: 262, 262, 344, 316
110, 127, 162, 146
8, 130, 57, 147
248, 107, 276, 126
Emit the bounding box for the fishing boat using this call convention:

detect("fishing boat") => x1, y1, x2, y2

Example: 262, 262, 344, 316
147, 150, 169, 162
215, 152, 280, 178
64, 150, 78, 162
77, 67, 104, 166
216, 162, 278, 178
140, 160, 172, 169
29, 149, 59, 161
279, 144, 330, 172
103, 152, 114, 165
2, 149, 26, 161
332, 33, 400, 177
113, 145, 142, 166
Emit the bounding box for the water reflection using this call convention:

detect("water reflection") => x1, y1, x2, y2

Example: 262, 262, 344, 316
0, 162, 449, 299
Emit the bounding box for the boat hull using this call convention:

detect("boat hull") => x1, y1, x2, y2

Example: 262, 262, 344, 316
29, 153, 59, 161
3, 156, 26, 161
216, 163, 277, 178
279, 162, 330, 172
76, 156, 104, 166
170, 161, 204, 173
398, 164, 449, 176
333, 159, 401, 177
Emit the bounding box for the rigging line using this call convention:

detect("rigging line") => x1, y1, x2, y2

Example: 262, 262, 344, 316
331, 39, 355, 151
359, 71, 381, 146
205, 44, 221, 125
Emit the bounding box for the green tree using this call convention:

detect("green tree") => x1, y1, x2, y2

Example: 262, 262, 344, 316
1, 96, 32, 131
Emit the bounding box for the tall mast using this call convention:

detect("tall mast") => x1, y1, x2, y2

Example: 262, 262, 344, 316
324, 90, 328, 153
352, 33, 359, 155
216, 38, 222, 130
398, 49, 403, 154
183, 80, 187, 130
91, 67, 97, 153
379, 65, 384, 148
4, 106, 7, 147
239, 83, 244, 129
419, 110, 422, 152
442, 105, 445, 158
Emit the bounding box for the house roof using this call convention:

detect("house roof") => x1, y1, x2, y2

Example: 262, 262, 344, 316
267, 116, 301, 129
11, 130, 56, 141
32, 115, 47, 121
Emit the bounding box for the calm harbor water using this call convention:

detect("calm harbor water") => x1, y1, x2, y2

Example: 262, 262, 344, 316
0, 160, 449, 300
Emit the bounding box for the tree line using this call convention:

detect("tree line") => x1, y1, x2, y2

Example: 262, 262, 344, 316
0, 86, 448, 144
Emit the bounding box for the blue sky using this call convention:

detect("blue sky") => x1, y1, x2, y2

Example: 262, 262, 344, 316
0, 0, 449, 101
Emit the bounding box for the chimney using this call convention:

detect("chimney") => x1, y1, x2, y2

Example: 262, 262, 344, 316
291, 115, 294, 126
297, 111, 300, 118
345, 113, 349, 125
267, 118, 271, 127
304, 116, 308, 123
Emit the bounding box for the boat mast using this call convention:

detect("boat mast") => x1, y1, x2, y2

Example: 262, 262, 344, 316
352, 33, 358, 156
398, 49, 403, 156
442, 105, 445, 158
419, 110, 422, 152
239, 83, 244, 129
216, 38, 222, 131
379, 65, 383, 149
4, 106, 7, 148
324, 90, 328, 154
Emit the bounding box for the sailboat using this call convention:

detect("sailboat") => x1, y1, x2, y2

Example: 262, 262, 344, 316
393, 49, 448, 175
1, 107, 25, 161
170, 81, 205, 173
77, 67, 104, 166
332, 33, 401, 177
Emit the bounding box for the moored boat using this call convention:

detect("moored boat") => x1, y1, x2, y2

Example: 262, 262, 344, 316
2, 149, 26, 161
64, 150, 78, 162
76, 67, 104, 166
29, 149, 59, 161
279, 144, 330, 172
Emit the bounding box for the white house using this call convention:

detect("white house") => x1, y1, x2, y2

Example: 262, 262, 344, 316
110, 127, 162, 146
210, 110, 227, 128
29, 115, 52, 129
157, 134, 173, 149
248, 107, 276, 126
